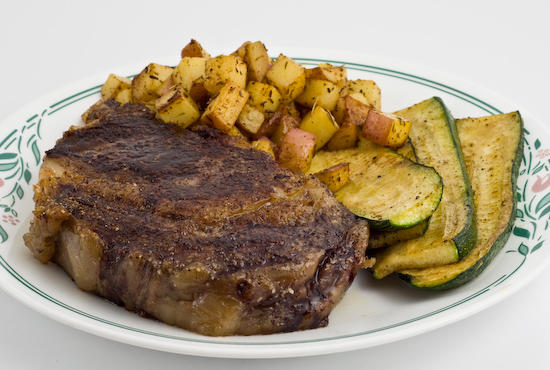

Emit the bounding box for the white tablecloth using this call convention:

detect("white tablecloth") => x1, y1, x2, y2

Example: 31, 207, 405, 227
1, 1, 549, 368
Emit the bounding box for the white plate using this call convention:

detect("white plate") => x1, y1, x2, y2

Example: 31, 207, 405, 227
1, 50, 549, 359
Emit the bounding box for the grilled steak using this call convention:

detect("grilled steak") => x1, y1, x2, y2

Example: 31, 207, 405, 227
24, 100, 370, 336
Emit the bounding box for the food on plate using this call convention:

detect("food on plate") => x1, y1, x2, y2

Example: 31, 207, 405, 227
23, 100, 372, 336
397, 112, 524, 289
172, 57, 207, 96
265, 54, 307, 104
203, 55, 247, 95
304, 63, 347, 85
180, 38, 211, 59
269, 107, 301, 145
23, 39, 526, 339
105, 41, 521, 293
131, 63, 174, 104
233, 41, 271, 83
371, 97, 478, 278
394, 138, 417, 161
362, 109, 412, 148
200, 82, 249, 133
100, 73, 132, 104
155, 84, 201, 129
277, 127, 317, 172
325, 122, 359, 151
295, 78, 341, 111
346, 79, 382, 109
244, 81, 282, 119
313, 162, 350, 193
251, 136, 276, 159
306, 138, 443, 230
368, 219, 430, 250
299, 105, 340, 151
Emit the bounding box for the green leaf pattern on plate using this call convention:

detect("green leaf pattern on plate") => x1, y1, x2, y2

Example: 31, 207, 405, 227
513, 131, 550, 253
0, 110, 45, 242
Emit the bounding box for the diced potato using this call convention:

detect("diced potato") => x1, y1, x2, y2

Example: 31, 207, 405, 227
114, 88, 132, 105
314, 162, 350, 192
157, 75, 175, 96
277, 102, 301, 118
247, 109, 282, 140
299, 106, 340, 151
265, 54, 306, 103
362, 110, 412, 148
236, 104, 265, 137
270, 113, 301, 145
200, 82, 249, 133
204, 55, 247, 95
131, 63, 174, 104
305, 63, 347, 85
246, 81, 282, 117
155, 85, 201, 129
325, 123, 359, 151
342, 95, 371, 127
333, 92, 369, 124
332, 97, 346, 124
347, 79, 381, 110
294, 79, 341, 111
172, 57, 207, 92
181, 39, 211, 59
227, 125, 245, 137
232, 41, 250, 59
188, 78, 210, 108
101, 74, 132, 103
251, 136, 276, 159
277, 128, 317, 172
243, 41, 270, 82
347, 92, 369, 106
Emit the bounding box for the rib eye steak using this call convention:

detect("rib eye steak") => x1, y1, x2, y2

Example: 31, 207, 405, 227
24, 100, 370, 336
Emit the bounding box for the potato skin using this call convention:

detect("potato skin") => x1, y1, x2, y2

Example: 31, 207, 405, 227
362, 110, 412, 148
277, 128, 317, 172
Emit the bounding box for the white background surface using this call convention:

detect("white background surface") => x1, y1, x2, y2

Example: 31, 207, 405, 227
1, 0, 549, 368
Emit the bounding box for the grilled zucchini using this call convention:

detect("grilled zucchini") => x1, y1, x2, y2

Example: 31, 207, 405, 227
307, 139, 443, 230
368, 218, 430, 249
371, 97, 477, 278
398, 111, 524, 289
365, 137, 425, 248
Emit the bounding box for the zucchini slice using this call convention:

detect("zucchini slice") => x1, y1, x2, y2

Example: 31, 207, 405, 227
371, 97, 477, 278
365, 137, 427, 248
398, 111, 524, 289
368, 218, 430, 249
307, 140, 443, 230
394, 138, 417, 161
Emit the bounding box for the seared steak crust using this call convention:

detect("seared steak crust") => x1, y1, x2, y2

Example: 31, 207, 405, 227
24, 101, 369, 336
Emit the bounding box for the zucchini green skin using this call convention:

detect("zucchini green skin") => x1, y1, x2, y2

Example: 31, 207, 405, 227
398, 111, 524, 290
370, 97, 477, 278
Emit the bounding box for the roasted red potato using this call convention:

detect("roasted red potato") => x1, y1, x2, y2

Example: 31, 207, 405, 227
362, 110, 412, 148
277, 128, 317, 172
181, 39, 211, 59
